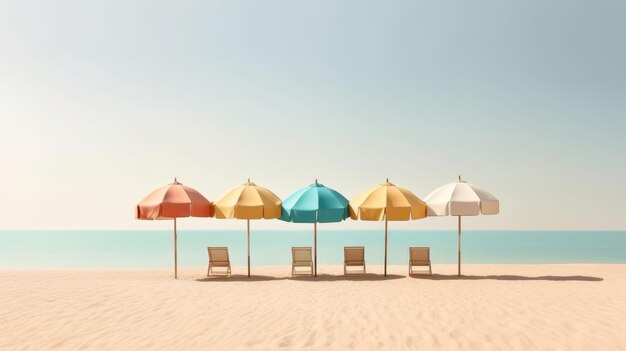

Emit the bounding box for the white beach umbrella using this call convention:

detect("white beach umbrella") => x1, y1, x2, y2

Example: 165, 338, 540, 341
424, 176, 499, 276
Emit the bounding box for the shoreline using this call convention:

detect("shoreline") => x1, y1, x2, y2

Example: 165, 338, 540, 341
2, 262, 625, 273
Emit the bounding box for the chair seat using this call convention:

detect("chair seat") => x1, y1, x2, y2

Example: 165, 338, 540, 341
209, 267, 230, 273
211, 261, 230, 267
293, 266, 313, 273
293, 261, 312, 267
345, 267, 366, 274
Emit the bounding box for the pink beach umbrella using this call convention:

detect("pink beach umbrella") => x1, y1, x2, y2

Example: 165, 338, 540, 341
136, 178, 214, 279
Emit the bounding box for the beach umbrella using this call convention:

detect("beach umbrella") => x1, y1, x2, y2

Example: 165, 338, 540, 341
280, 179, 349, 276
214, 179, 281, 277
136, 178, 214, 279
424, 176, 499, 276
349, 179, 427, 276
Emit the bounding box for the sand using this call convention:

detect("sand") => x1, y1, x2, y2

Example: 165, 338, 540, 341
1, 264, 625, 350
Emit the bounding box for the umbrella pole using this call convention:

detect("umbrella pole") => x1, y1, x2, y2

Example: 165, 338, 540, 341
314, 222, 317, 277
247, 219, 251, 277
384, 217, 388, 277
174, 218, 178, 280
458, 216, 461, 276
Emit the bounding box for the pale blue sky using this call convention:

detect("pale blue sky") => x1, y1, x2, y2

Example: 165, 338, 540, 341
1, 0, 625, 230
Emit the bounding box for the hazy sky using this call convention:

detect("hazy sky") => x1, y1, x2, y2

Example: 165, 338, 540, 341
1, 0, 625, 230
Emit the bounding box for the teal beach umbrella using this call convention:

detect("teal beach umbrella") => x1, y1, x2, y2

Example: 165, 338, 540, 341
280, 179, 349, 276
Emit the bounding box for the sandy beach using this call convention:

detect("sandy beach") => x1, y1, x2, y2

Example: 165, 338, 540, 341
1, 264, 624, 350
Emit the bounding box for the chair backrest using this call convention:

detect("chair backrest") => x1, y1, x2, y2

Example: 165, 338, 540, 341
410, 247, 430, 262
344, 246, 365, 262
208, 247, 229, 262
292, 247, 312, 262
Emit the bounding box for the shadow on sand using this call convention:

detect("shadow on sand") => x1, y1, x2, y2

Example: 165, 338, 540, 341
196, 273, 603, 282
196, 275, 284, 282
291, 273, 404, 282
196, 273, 405, 282
411, 274, 603, 282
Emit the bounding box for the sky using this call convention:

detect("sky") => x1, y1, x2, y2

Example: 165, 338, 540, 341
1, 0, 625, 231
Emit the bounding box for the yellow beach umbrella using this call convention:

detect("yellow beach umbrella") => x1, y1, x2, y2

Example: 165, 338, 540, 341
349, 179, 427, 276
214, 179, 281, 277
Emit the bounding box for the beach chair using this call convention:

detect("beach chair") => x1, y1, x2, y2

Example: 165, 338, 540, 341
207, 247, 232, 277
344, 246, 366, 275
409, 247, 432, 275
291, 247, 313, 277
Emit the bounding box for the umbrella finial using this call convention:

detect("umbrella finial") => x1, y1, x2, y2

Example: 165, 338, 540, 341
172, 177, 180, 185
247, 177, 250, 184
458, 175, 462, 182
386, 178, 389, 183
315, 178, 318, 184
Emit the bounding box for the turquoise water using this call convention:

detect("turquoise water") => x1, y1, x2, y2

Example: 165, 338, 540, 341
0, 230, 624, 269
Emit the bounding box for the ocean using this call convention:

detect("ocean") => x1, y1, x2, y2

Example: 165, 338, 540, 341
0, 230, 624, 269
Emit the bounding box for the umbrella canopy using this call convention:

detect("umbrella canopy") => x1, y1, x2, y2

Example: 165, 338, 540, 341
349, 179, 427, 276
214, 179, 281, 276
136, 178, 214, 279
280, 179, 349, 276
424, 176, 499, 276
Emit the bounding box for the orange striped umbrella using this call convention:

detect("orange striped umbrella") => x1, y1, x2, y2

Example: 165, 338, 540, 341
136, 178, 214, 279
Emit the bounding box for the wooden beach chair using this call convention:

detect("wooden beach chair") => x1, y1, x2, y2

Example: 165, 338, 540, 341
409, 247, 432, 275
344, 246, 366, 275
207, 247, 232, 277
291, 247, 314, 277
